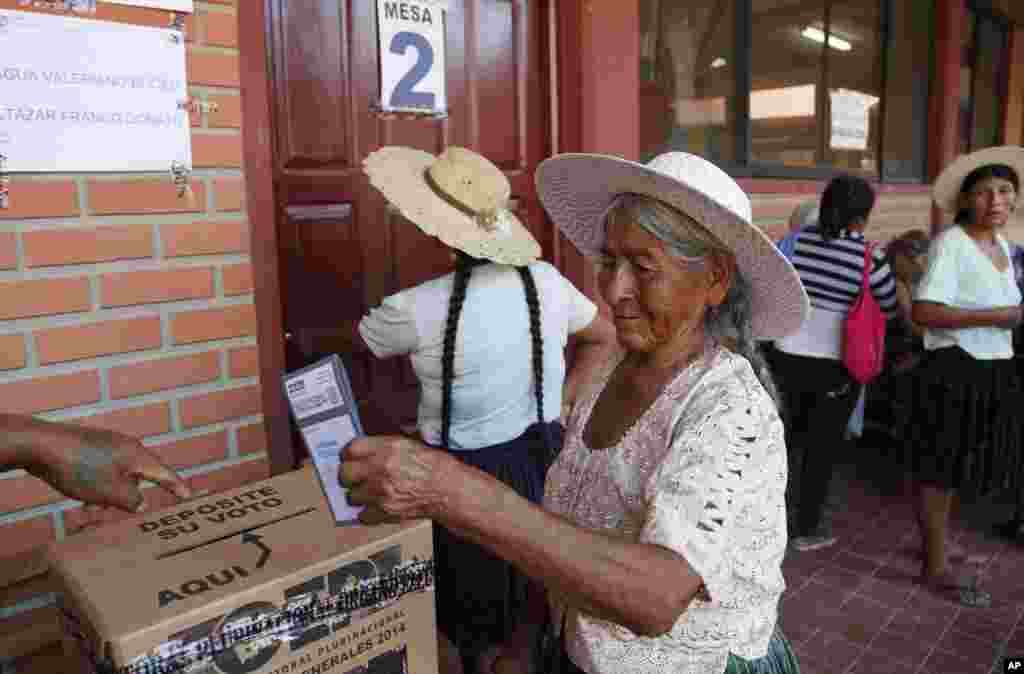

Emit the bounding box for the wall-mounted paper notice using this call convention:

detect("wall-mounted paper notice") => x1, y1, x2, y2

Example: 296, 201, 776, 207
830, 89, 878, 152
103, 0, 193, 11
377, 0, 448, 114
0, 10, 191, 172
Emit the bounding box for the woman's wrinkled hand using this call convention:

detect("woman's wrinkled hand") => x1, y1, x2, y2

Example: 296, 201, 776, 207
338, 435, 447, 525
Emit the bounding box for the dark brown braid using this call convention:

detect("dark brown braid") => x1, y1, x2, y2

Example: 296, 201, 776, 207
516, 266, 550, 455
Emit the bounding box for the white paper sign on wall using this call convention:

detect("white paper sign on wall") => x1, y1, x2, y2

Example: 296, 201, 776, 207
103, 0, 194, 12
16, 0, 97, 12
830, 89, 878, 152
0, 9, 191, 173
376, 0, 447, 114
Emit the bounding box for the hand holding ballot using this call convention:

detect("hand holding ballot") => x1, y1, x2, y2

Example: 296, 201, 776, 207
337, 435, 447, 525
1, 413, 191, 512
282, 355, 368, 524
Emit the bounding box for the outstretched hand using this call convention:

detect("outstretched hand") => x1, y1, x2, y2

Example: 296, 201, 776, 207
337, 435, 446, 526
28, 422, 191, 513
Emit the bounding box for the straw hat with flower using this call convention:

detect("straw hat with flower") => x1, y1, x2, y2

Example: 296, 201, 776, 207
363, 146, 541, 266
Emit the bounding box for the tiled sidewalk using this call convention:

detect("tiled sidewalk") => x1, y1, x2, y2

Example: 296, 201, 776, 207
779, 460, 1024, 674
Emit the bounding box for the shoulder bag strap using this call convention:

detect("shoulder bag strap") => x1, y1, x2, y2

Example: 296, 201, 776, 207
861, 242, 875, 294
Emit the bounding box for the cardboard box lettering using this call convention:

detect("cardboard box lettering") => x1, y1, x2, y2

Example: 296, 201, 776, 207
47, 467, 438, 674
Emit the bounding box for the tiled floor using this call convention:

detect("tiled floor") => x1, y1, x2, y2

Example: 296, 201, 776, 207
780, 439, 1024, 674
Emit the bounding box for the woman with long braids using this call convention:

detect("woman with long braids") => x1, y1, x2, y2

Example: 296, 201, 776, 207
322, 147, 616, 674
771, 174, 898, 552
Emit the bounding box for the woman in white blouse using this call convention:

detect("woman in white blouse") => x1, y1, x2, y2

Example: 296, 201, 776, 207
907, 146, 1024, 607
339, 151, 810, 674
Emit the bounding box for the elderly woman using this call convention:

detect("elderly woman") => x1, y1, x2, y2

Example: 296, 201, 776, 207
340, 152, 808, 674
298, 146, 616, 674
907, 146, 1024, 606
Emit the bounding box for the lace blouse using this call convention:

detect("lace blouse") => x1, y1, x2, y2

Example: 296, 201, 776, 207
543, 343, 788, 674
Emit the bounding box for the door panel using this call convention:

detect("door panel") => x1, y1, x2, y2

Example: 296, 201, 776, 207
272, 2, 352, 169
269, 0, 552, 456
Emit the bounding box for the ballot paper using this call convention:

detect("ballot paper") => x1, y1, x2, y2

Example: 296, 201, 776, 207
282, 355, 365, 524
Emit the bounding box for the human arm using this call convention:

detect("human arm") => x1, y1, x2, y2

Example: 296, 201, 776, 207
869, 252, 899, 318
911, 301, 1022, 330
554, 266, 618, 420
894, 281, 925, 338
562, 310, 617, 420
910, 229, 1021, 330
1, 414, 191, 511
340, 436, 704, 637
295, 288, 422, 361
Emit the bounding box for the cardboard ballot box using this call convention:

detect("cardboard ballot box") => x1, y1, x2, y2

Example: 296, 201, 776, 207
47, 467, 437, 674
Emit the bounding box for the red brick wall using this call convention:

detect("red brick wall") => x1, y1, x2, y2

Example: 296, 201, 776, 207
0, 3, 267, 668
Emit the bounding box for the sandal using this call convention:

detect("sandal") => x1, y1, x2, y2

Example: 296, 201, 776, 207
919, 569, 991, 608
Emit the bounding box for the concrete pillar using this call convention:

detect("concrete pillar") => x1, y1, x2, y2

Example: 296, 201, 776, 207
564, 0, 640, 307
927, 0, 966, 235
580, 0, 639, 159
1003, 28, 1024, 146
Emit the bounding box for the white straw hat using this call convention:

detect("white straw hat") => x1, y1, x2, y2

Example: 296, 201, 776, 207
932, 145, 1024, 215
535, 152, 809, 340
363, 146, 541, 266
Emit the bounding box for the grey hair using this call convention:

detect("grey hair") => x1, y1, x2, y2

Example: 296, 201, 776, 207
604, 193, 718, 262
604, 193, 782, 410
705, 272, 781, 410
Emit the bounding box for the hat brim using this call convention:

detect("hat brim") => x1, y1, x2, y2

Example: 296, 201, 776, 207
932, 146, 1024, 214
535, 153, 808, 341
363, 147, 541, 266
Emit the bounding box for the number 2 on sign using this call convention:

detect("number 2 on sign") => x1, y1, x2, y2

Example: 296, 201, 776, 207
389, 31, 435, 109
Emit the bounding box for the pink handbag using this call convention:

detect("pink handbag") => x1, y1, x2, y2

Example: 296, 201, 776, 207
843, 242, 886, 384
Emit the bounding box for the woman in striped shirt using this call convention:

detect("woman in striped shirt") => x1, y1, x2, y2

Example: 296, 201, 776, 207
772, 174, 898, 552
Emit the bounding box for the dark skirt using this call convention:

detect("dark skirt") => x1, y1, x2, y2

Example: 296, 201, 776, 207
723, 630, 802, 674
905, 346, 1023, 496
432, 421, 563, 662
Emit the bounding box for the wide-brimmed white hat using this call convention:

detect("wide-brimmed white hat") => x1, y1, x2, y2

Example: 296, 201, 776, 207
363, 146, 541, 266
932, 145, 1024, 214
535, 152, 809, 340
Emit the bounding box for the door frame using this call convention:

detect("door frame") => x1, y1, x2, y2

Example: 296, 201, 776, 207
239, 0, 292, 474
240, 0, 638, 475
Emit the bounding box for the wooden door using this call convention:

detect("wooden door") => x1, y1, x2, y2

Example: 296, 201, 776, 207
266, 0, 554, 461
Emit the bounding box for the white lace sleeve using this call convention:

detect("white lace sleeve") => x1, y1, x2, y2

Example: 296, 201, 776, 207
640, 392, 771, 606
